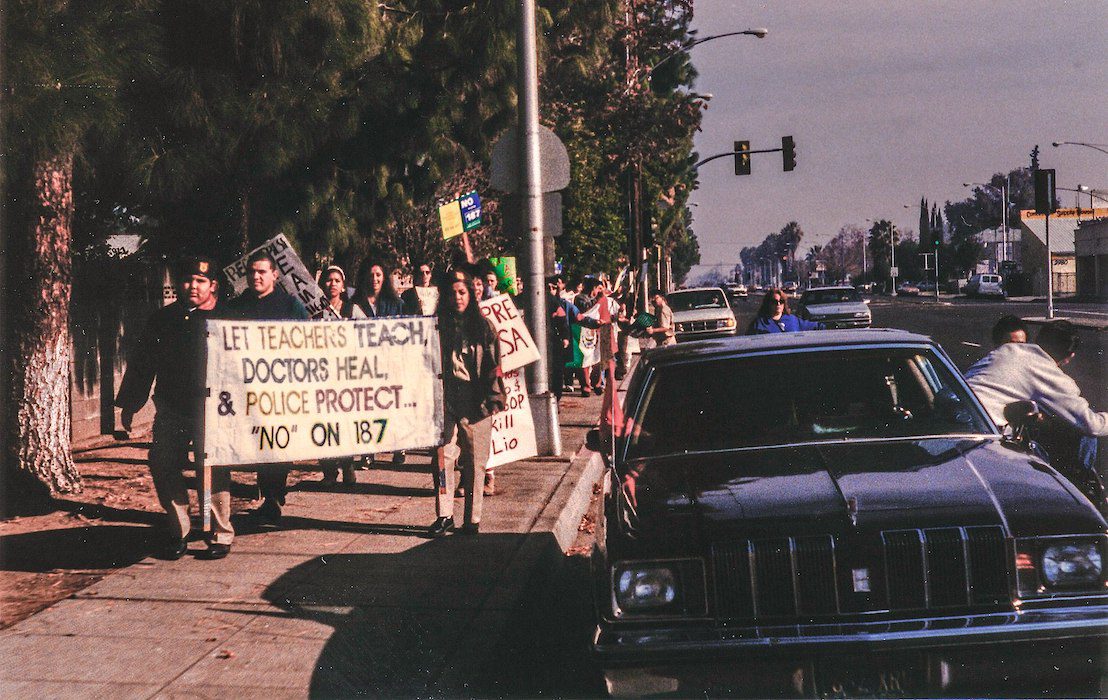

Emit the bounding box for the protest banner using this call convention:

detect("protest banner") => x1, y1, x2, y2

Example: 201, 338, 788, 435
223, 234, 329, 318
203, 317, 442, 466
487, 369, 537, 468
478, 294, 540, 373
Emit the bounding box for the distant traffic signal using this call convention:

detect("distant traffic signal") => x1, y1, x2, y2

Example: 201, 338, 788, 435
782, 135, 796, 172
734, 141, 751, 176
1033, 168, 1056, 215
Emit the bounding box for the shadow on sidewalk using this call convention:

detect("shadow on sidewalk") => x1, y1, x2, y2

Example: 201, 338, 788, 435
0, 525, 154, 572
243, 532, 600, 697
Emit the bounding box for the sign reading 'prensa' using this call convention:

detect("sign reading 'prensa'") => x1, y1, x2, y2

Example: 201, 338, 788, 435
203, 318, 443, 466
478, 294, 540, 373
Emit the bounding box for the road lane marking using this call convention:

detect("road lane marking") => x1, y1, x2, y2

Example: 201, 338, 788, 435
961, 341, 982, 348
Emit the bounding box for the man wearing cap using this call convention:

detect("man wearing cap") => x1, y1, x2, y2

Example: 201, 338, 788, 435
227, 250, 310, 523
116, 256, 234, 560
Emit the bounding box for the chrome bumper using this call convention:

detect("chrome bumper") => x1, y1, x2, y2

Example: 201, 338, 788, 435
594, 604, 1108, 664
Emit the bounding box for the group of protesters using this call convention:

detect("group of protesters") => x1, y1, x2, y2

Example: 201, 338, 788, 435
116, 247, 546, 560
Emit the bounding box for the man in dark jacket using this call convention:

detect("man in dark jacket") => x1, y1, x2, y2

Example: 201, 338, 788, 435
227, 250, 309, 523
116, 256, 233, 560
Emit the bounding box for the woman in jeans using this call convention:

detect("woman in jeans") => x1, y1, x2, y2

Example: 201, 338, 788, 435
316, 265, 365, 485
428, 269, 506, 537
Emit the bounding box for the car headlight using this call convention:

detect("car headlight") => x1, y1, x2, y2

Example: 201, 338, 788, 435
617, 567, 675, 608
675, 322, 686, 332
1042, 543, 1102, 587
719, 318, 736, 329
854, 311, 869, 318
611, 559, 707, 617
1015, 536, 1107, 596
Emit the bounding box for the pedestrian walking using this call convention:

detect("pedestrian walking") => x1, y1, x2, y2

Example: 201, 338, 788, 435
115, 256, 233, 560
227, 250, 310, 524
428, 269, 506, 537
352, 258, 407, 465
647, 288, 677, 347
401, 260, 439, 315
317, 264, 364, 486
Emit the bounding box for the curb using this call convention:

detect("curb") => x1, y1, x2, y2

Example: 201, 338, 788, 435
1022, 315, 1108, 331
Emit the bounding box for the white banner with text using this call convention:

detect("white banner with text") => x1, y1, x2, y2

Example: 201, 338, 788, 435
203, 318, 442, 466
487, 369, 537, 468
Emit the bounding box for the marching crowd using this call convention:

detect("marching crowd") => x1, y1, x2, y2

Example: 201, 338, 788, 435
116, 250, 652, 561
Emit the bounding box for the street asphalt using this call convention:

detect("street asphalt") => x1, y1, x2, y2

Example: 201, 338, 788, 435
0, 393, 607, 698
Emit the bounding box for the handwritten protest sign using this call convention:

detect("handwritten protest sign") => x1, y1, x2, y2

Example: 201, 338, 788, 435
478, 294, 540, 373
487, 370, 536, 468
203, 318, 442, 466
224, 235, 328, 318
438, 200, 464, 240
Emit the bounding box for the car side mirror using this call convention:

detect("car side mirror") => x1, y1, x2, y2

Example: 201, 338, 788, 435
1003, 400, 1040, 428
863, 298, 871, 305
585, 428, 603, 453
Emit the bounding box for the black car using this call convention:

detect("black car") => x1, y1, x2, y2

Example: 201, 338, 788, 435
590, 330, 1107, 697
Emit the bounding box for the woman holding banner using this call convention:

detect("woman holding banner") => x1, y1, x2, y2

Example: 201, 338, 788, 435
353, 259, 408, 465
428, 269, 506, 537
317, 265, 365, 485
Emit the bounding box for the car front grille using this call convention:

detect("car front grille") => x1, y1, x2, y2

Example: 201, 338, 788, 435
677, 319, 730, 333
711, 526, 1008, 622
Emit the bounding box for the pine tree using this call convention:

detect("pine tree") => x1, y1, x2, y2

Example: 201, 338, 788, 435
3, 0, 157, 499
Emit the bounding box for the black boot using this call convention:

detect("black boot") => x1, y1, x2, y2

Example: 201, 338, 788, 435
428, 517, 454, 537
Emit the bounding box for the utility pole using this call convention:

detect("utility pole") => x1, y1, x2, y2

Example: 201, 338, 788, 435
517, 0, 559, 455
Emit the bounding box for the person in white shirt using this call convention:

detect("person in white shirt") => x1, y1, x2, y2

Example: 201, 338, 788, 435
966, 320, 1106, 493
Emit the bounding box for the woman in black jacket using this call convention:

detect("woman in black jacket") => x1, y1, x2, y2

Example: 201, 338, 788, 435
428, 269, 506, 537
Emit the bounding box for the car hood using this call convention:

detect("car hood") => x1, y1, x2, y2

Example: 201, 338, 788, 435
619, 438, 1103, 546
802, 301, 869, 316
671, 307, 733, 322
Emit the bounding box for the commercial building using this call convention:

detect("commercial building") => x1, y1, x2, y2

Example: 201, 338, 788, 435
1019, 207, 1108, 296
1075, 217, 1108, 300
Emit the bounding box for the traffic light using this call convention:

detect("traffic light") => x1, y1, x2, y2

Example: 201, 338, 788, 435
1033, 168, 1056, 215
782, 135, 796, 172
734, 141, 751, 176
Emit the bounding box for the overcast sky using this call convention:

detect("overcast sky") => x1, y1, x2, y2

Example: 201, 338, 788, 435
687, 0, 1107, 274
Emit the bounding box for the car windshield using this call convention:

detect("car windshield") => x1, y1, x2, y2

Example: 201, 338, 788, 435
801, 289, 861, 305
626, 347, 992, 459
669, 290, 727, 311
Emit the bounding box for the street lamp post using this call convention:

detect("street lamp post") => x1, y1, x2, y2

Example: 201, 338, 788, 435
626, 27, 768, 310
963, 180, 1011, 268
1052, 141, 1108, 157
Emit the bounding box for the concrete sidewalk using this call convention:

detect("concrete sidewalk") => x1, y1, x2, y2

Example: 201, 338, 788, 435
1, 394, 606, 698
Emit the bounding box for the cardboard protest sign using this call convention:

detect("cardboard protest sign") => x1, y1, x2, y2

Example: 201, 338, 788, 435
478, 294, 540, 372
489, 257, 518, 294
203, 318, 442, 466
487, 370, 537, 468
438, 200, 464, 240
224, 235, 328, 318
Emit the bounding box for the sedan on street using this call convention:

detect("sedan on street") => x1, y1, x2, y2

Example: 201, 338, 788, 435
591, 330, 1107, 697
796, 285, 872, 329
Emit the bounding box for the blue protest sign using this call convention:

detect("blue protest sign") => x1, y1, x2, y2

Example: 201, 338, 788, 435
459, 191, 482, 231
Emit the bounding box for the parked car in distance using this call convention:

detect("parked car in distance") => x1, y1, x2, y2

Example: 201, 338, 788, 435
918, 280, 937, 293
590, 330, 1108, 698
724, 283, 748, 300
666, 287, 738, 342
897, 280, 921, 296
782, 281, 800, 297
965, 273, 1005, 298
854, 281, 874, 294
797, 285, 872, 328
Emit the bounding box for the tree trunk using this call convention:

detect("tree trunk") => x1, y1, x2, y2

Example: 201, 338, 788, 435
7, 151, 81, 497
